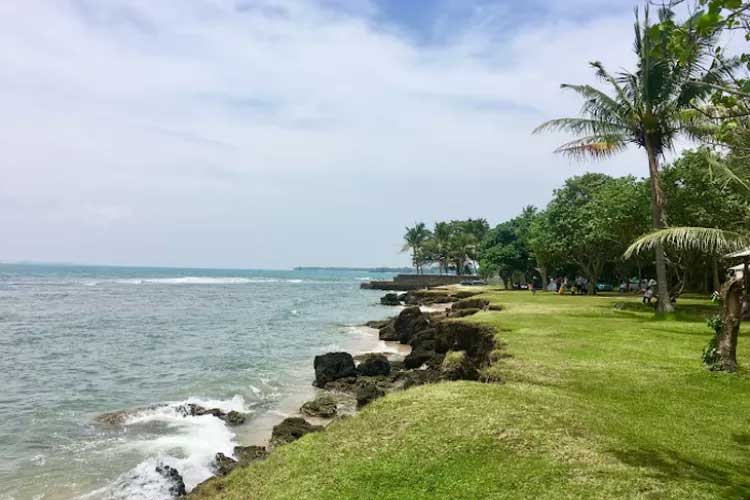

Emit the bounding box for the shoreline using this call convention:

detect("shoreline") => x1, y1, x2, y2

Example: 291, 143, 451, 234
185, 287, 499, 498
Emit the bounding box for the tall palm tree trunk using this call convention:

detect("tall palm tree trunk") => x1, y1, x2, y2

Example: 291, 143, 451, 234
646, 144, 674, 314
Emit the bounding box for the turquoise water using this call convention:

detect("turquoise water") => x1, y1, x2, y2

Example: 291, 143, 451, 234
0, 264, 395, 499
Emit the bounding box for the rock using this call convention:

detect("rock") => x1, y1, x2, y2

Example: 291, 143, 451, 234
451, 308, 481, 318
452, 290, 480, 300
393, 306, 430, 344
313, 352, 357, 387
322, 376, 359, 392
356, 382, 385, 407
380, 293, 402, 306
440, 350, 479, 380
224, 410, 245, 425
378, 323, 399, 341
214, 452, 237, 476
366, 319, 392, 329
488, 304, 503, 311
404, 345, 437, 369
451, 298, 490, 311
271, 417, 322, 446
408, 328, 437, 351
435, 321, 496, 365
399, 368, 442, 389
176, 404, 246, 426
234, 445, 268, 464
356, 353, 391, 377
300, 394, 338, 418
155, 464, 186, 497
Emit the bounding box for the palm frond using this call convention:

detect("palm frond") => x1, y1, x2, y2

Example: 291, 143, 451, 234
624, 227, 750, 259
554, 135, 629, 159
533, 117, 626, 136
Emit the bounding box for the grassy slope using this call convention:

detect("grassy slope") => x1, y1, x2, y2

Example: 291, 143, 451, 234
192, 291, 750, 500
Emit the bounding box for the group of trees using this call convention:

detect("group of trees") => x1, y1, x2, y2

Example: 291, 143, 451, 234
402, 219, 489, 275
478, 149, 749, 295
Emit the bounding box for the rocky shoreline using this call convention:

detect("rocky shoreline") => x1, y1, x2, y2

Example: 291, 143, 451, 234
99, 287, 502, 498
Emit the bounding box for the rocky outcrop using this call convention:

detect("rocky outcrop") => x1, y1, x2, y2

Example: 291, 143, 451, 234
380, 293, 402, 306
176, 404, 246, 425
213, 445, 268, 476
366, 319, 392, 329
378, 322, 399, 341
155, 464, 186, 497
450, 308, 481, 318
313, 352, 357, 387
440, 350, 479, 380
356, 382, 385, 407
356, 353, 391, 377
214, 452, 237, 476
300, 394, 338, 418
271, 417, 323, 446
394, 306, 430, 344
451, 298, 490, 311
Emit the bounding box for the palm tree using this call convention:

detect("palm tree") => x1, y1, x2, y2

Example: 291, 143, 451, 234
534, 7, 727, 313
402, 223, 432, 274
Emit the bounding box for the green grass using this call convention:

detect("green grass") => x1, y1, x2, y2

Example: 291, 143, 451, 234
191, 291, 750, 499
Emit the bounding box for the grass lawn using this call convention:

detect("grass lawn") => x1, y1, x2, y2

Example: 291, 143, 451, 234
191, 290, 750, 499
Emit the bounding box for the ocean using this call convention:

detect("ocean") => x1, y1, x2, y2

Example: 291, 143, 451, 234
0, 264, 398, 499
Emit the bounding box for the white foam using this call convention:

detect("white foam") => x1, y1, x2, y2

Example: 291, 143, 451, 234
109, 277, 312, 285
87, 395, 250, 498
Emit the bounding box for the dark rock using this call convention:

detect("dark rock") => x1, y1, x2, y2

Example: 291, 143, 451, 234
313, 352, 357, 387
399, 368, 442, 389
451, 308, 481, 318
378, 323, 399, 341
440, 350, 479, 380
404, 345, 437, 369
356, 353, 391, 377
393, 306, 430, 344
408, 328, 437, 351
300, 394, 338, 418
380, 293, 402, 306
451, 298, 490, 311
175, 404, 246, 426
452, 290, 480, 300
356, 382, 385, 407
224, 410, 245, 425
366, 319, 393, 329
270, 417, 322, 446
435, 321, 496, 365
488, 304, 503, 311
214, 452, 237, 476
233, 445, 268, 464
322, 376, 359, 392
155, 464, 186, 497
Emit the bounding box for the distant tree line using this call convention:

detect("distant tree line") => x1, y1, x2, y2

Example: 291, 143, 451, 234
402, 219, 489, 275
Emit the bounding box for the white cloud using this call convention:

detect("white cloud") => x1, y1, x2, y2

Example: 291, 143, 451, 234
0, 0, 652, 268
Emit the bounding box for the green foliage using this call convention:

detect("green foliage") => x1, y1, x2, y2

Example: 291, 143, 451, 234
702, 314, 723, 367
478, 206, 538, 283
532, 173, 649, 290
402, 223, 432, 274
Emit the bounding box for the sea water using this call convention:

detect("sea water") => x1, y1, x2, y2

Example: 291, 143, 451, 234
0, 264, 398, 499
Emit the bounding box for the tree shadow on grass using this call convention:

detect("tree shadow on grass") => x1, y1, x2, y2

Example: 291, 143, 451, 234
609, 446, 750, 499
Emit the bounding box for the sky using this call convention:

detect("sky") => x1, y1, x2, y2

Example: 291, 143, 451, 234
1, 0, 661, 269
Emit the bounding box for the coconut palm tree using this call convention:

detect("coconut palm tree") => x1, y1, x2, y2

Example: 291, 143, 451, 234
534, 7, 728, 313
402, 223, 432, 274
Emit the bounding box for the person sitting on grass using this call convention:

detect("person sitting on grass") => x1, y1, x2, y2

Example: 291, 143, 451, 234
642, 286, 654, 304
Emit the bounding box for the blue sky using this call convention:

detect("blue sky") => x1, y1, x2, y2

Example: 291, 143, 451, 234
1, 0, 658, 268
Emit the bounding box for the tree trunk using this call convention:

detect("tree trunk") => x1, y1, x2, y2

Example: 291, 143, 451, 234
718, 278, 742, 372
645, 144, 674, 314
712, 258, 721, 292
539, 266, 548, 293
